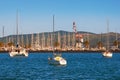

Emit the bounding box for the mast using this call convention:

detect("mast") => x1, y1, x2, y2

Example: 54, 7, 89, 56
16, 10, 19, 44
72, 32, 75, 49
53, 15, 55, 53
115, 31, 118, 40
31, 34, 34, 49
115, 31, 118, 48
47, 33, 50, 49
50, 33, 52, 49
63, 32, 66, 49
26, 35, 29, 49
36, 33, 40, 48
2, 26, 4, 37
21, 34, 24, 47
68, 32, 71, 48
107, 19, 109, 50
41, 32, 45, 50
58, 31, 61, 49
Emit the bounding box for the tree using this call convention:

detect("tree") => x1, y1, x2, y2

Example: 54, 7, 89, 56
97, 41, 103, 49
0, 42, 4, 47
7, 42, 14, 47
113, 40, 119, 47
83, 40, 89, 48
54, 42, 60, 48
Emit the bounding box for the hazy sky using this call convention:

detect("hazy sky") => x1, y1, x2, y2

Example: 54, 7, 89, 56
0, 0, 120, 37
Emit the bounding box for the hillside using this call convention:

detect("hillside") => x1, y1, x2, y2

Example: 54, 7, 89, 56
0, 31, 120, 48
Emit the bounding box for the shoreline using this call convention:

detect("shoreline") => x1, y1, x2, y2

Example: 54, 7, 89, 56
1, 50, 120, 53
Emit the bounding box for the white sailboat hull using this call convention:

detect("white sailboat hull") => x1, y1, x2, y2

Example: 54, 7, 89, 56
102, 51, 112, 58
48, 57, 67, 65
59, 58, 67, 65
9, 49, 28, 57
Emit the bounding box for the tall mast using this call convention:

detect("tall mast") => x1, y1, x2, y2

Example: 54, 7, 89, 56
16, 10, 19, 44
53, 15, 54, 35
107, 19, 109, 50
53, 15, 55, 53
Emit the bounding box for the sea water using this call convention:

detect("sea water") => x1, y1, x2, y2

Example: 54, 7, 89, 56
0, 52, 120, 80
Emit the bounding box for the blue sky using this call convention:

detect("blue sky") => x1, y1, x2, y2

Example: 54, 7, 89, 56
0, 0, 120, 37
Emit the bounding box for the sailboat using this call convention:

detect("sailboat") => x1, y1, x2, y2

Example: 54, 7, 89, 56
48, 15, 67, 65
9, 11, 28, 57
102, 19, 112, 58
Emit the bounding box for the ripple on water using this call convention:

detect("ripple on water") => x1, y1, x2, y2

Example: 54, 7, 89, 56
0, 53, 120, 80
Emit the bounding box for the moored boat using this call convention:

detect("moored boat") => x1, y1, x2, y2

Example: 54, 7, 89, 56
102, 19, 112, 58
48, 15, 67, 66
48, 53, 67, 65
9, 45, 28, 57
9, 10, 28, 57
102, 50, 112, 58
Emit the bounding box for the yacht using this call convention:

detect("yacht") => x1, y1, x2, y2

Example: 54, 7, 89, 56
9, 10, 28, 57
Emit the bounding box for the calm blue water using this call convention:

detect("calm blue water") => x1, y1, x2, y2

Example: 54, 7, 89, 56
0, 52, 120, 80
